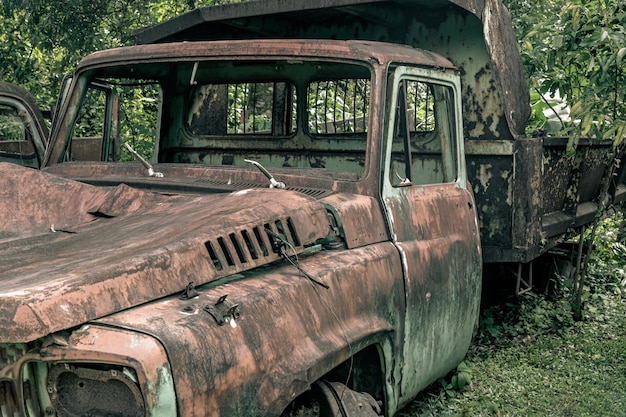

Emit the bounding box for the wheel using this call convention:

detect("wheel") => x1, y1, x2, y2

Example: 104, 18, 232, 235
281, 380, 383, 417
313, 380, 382, 417
282, 380, 382, 417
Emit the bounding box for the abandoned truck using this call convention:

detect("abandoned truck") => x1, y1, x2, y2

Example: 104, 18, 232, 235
2, 0, 626, 416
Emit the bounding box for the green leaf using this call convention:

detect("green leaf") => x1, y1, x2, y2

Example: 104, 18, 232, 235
617, 47, 626, 66
456, 371, 472, 390
457, 361, 472, 374
600, 29, 610, 42
580, 114, 594, 137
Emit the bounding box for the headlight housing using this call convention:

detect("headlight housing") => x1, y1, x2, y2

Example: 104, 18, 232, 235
47, 363, 144, 417
1, 325, 176, 417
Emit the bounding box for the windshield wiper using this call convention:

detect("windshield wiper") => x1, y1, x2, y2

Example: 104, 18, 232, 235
124, 142, 163, 178
244, 159, 285, 189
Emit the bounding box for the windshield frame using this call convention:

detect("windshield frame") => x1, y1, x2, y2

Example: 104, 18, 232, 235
44, 53, 379, 183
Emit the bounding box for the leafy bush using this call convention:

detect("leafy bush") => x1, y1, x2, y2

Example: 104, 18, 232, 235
584, 211, 626, 295
508, 0, 626, 149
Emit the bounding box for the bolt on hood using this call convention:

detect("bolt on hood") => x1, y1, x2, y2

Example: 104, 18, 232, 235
0, 163, 330, 343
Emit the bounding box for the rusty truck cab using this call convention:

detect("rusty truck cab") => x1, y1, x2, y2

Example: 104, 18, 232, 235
0, 37, 481, 417
44, 40, 462, 196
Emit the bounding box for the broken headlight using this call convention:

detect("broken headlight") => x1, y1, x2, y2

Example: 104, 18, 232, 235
47, 363, 145, 417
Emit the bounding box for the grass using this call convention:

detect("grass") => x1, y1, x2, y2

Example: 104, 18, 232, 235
401, 212, 626, 417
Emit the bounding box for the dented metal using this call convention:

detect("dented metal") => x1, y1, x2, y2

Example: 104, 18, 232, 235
0, 163, 331, 343
95, 242, 405, 416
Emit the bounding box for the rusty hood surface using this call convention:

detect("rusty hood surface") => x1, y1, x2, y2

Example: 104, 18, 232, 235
0, 163, 331, 343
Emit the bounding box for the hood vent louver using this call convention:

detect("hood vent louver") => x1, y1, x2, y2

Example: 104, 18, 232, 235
286, 187, 330, 198
204, 217, 301, 272
192, 178, 333, 198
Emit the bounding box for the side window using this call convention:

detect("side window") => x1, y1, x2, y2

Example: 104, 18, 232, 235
69, 81, 160, 162
188, 82, 296, 136
389, 79, 457, 187
0, 103, 39, 167
307, 79, 369, 134
70, 87, 108, 161
0, 104, 27, 141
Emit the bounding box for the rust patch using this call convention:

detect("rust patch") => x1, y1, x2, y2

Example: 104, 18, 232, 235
321, 193, 388, 248
96, 243, 403, 416
0, 164, 331, 343
0, 162, 109, 239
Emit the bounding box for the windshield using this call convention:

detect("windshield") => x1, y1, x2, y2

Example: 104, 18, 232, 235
55, 59, 372, 180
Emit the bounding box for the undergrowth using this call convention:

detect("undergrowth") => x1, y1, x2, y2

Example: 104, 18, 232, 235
402, 211, 626, 417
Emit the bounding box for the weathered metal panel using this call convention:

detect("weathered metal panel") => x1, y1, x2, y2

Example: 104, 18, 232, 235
540, 138, 613, 235
321, 193, 388, 248
468, 136, 619, 263
511, 138, 543, 253
0, 162, 109, 240
95, 244, 404, 416
44, 161, 346, 198
449, 0, 529, 137
0, 163, 331, 343
576, 146, 612, 203
381, 183, 482, 405
72, 39, 454, 74
542, 142, 578, 216
465, 153, 514, 260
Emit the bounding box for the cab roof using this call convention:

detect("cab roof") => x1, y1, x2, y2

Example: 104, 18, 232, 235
76, 39, 455, 72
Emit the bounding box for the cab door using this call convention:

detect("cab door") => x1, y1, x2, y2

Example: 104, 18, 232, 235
380, 67, 482, 403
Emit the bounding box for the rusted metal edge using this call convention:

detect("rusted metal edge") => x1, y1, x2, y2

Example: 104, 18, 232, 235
134, 0, 388, 44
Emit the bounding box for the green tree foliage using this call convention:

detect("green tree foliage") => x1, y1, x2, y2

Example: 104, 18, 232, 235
505, 0, 626, 150
0, 0, 239, 107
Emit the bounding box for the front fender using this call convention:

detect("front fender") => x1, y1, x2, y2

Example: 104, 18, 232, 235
96, 243, 404, 416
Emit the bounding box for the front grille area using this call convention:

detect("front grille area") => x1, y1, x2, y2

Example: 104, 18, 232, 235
205, 217, 301, 271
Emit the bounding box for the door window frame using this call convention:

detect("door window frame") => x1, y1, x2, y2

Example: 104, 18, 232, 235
382, 66, 466, 196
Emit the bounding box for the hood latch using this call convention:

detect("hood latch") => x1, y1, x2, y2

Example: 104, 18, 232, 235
204, 294, 241, 327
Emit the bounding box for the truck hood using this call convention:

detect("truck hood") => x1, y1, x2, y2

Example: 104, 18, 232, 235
0, 163, 330, 343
